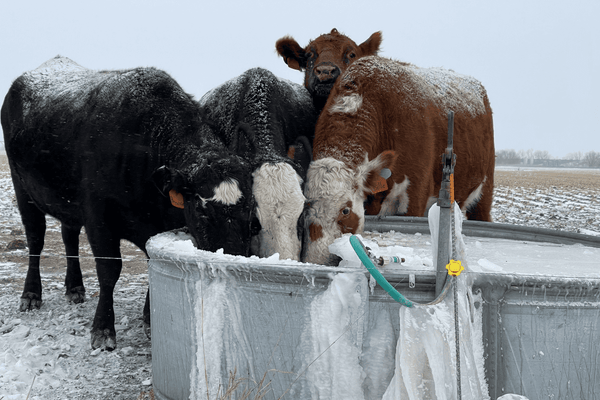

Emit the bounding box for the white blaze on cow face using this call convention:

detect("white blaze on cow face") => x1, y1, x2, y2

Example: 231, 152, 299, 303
199, 179, 243, 207
252, 163, 305, 261
328, 93, 363, 114
303, 152, 395, 265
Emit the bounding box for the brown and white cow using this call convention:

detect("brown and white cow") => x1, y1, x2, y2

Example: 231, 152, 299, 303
276, 28, 382, 112
303, 56, 495, 265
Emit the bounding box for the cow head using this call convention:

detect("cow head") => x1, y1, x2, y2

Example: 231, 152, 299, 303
153, 155, 256, 256
302, 151, 396, 265
276, 29, 382, 108
247, 135, 313, 261
252, 162, 306, 261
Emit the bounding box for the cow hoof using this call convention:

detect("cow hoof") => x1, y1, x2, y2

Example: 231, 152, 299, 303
19, 293, 42, 311
65, 286, 86, 304
143, 321, 151, 339
91, 329, 117, 351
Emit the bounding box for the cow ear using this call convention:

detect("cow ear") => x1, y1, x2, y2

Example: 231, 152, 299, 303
276, 36, 306, 71
287, 135, 313, 174
151, 165, 186, 196
357, 150, 397, 194
230, 123, 256, 159
358, 31, 383, 56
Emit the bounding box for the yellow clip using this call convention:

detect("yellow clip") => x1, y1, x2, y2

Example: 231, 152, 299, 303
446, 259, 464, 276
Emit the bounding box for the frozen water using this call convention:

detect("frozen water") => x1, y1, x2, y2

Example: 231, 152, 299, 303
360, 310, 395, 399
428, 202, 468, 271
376, 201, 489, 400
292, 272, 369, 400
381, 276, 488, 399
189, 277, 254, 399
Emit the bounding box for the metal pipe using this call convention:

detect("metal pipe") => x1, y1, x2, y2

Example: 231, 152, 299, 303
436, 111, 456, 296
364, 216, 600, 248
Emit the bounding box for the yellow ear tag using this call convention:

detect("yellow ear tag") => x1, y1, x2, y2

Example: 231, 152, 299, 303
371, 175, 388, 194
169, 190, 184, 209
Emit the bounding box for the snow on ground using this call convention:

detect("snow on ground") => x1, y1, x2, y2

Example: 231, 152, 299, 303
0, 268, 153, 400
493, 166, 600, 234
1, 163, 599, 399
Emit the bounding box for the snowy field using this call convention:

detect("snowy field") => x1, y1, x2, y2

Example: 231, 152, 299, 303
493, 166, 600, 235
1, 155, 600, 399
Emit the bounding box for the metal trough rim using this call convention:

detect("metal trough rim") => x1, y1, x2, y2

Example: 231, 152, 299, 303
365, 215, 600, 248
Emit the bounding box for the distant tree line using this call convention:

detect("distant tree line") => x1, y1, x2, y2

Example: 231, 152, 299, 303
496, 149, 600, 168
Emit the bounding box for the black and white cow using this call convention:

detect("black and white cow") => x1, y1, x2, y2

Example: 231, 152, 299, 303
199, 68, 317, 260
1, 56, 255, 350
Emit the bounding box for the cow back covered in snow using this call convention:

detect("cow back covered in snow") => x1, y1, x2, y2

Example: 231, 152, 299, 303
276, 28, 382, 112
1, 56, 255, 349
303, 56, 495, 265
199, 68, 317, 260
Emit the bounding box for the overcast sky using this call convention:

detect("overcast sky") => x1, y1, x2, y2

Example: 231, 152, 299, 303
1, 0, 598, 158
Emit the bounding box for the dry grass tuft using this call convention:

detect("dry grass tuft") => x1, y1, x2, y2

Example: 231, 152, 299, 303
137, 388, 155, 400
215, 369, 271, 400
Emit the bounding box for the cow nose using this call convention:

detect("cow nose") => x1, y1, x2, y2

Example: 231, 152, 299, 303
315, 64, 339, 81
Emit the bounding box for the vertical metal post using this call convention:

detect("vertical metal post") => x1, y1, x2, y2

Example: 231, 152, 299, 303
435, 111, 456, 296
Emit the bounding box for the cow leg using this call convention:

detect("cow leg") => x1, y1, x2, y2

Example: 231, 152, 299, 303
62, 224, 85, 303
132, 241, 151, 339
377, 178, 411, 217
87, 230, 122, 350
466, 177, 493, 222
12, 184, 46, 311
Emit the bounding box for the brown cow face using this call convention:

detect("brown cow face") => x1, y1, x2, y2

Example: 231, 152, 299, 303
276, 29, 382, 107
301, 151, 396, 265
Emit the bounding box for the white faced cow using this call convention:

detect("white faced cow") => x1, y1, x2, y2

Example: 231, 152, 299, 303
199, 68, 317, 260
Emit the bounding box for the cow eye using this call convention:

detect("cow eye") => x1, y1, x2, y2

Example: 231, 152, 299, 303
349, 52, 356, 59
342, 207, 350, 215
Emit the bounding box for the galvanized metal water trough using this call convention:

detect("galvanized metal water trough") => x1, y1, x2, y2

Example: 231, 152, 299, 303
147, 220, 600, 400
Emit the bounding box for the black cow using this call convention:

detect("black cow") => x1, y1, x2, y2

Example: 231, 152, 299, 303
199, 68, 317, 260
1, 56, 255, 350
